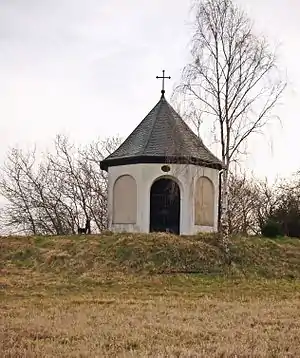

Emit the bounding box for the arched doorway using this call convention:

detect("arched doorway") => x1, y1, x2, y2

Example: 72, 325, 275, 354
150, 178, 180, 235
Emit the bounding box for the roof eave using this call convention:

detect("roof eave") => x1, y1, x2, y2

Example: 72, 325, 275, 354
100, 155, 223, 172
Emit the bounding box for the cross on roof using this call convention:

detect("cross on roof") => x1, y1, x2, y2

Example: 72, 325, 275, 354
156, 70, 171, 96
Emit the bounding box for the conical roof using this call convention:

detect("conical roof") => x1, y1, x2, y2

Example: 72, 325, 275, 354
100, 94, 223, 171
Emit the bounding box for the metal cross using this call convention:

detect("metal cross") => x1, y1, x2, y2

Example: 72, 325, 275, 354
156, 70, 171, 95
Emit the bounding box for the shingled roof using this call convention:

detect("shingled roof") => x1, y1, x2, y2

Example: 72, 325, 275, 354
100, 94, 223, 171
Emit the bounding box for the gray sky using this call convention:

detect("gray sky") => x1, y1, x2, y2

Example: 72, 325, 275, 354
0, 0, 299, 183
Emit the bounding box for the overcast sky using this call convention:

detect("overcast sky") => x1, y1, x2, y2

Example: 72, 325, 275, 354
0, 0, 299, 183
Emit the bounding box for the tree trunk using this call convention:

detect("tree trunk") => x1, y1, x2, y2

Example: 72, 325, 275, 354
220, 168, 231, 262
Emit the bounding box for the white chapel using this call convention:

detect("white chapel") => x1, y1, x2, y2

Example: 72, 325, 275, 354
100, 73, 223, 235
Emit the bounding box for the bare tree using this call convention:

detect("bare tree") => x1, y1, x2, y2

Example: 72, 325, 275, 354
48, 134, 121, 233
224, 171, 281, 236
0, 135, 121, 236
254, 177, 279, 232
0, 148, 38, 235
174, 0, 286, 250
227, 172, 258, 235
80, 137, 120, 231
0, 146, 77, 235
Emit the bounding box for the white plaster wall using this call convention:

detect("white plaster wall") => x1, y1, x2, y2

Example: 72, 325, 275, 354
107, 163, 220, 235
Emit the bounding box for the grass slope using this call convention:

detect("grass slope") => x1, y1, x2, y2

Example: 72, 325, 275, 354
1, 233, 300, 357
1, 232, 300, 278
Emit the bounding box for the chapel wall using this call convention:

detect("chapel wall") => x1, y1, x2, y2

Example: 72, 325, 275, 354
107, 163, 220, 235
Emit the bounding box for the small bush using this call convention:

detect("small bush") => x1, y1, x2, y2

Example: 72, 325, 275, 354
261, 219, 283, 238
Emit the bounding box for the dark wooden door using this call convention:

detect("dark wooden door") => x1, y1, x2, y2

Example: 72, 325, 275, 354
150, 178, 180, 235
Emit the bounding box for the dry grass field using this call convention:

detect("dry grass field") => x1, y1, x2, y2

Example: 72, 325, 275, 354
1, 233, 300, 357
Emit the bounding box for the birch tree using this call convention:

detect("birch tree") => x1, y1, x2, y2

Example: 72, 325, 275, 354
175, 0, 286, 250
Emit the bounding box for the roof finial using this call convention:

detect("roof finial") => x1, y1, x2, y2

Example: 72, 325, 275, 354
156, 70, 171, 97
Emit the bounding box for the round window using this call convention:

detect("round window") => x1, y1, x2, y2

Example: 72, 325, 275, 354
161, 165, 171, 172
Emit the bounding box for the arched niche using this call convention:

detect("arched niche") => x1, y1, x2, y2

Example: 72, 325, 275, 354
194, 176, 214, 227
113, 175, 137, 224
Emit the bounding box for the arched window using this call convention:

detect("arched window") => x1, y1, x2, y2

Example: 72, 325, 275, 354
113, 175, 137, 224
194, 176, 214, 227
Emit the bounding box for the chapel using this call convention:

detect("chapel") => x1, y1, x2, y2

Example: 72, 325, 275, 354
100, 72, 223, 235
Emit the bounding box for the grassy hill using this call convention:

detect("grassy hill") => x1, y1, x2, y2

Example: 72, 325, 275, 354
1, 232, 300, 279
1, 233, 300, 357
